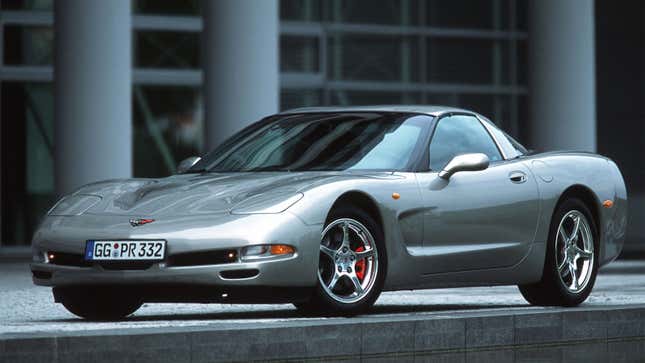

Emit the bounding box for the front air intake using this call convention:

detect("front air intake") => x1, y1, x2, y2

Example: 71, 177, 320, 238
166, 249, 238, 267
219, 269, 259, 279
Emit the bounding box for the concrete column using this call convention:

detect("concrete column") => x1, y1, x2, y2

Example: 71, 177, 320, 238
529, 0, 596, 152
202, 0, 279, 150
54, 0, 132, 195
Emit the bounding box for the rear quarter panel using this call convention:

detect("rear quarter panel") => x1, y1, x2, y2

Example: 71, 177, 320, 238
526, 152, 627, 266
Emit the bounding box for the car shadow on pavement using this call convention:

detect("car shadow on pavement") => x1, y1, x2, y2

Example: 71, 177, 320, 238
34, 303, 529, 323
45, 303, 527, 322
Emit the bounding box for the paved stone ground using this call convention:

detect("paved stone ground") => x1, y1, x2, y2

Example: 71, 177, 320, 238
1, 261, 644, 336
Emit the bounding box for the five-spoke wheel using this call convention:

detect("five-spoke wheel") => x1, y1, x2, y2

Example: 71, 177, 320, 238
318, 218, 378, 304
518, 198, 598, 306
295, 206, 385, 315
555, 210, 594, 293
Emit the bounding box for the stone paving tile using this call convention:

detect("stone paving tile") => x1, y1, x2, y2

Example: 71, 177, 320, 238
2, 262, 645, 361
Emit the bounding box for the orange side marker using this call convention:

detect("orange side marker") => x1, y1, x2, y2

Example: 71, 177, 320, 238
392, 192, 400, 200
602, 200, 614, 208
270, 244, 295, 255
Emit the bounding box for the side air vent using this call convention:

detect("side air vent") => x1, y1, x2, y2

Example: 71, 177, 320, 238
219, 269, 259, 279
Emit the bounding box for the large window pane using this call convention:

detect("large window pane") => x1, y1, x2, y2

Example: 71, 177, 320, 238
329, 35, 419, 82
133, 86, 202, 178
1, 82, 55, 246
3, 25, 54, 66
135, 31, 200, 69
281, 36, 320, 73
427, 38, 509, 84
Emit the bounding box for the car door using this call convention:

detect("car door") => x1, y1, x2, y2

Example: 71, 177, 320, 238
415, 114, 540, 274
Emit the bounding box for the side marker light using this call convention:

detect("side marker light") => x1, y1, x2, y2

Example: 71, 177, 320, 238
270, 245, 295, 255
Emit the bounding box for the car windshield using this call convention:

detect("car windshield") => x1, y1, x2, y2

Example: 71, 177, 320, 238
189, 112, 431, 172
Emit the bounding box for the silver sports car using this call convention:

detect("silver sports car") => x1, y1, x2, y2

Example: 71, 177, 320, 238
31, 106, 627, 320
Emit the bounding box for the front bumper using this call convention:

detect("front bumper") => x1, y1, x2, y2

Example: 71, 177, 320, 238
36, 260, 316, 303
31, 212, 322, 296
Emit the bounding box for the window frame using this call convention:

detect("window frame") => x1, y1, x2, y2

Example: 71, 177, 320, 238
421, 112, 507, 172
477, 115, 527, 159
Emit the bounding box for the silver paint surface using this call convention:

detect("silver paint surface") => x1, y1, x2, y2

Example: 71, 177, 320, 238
31, 106, 628, 299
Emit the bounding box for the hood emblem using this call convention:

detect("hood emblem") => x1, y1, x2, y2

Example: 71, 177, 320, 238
129, 218, 155, 227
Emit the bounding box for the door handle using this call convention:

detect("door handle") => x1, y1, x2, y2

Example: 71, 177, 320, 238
509, 171, 527, 184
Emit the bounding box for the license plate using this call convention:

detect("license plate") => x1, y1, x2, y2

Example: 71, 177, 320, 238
85, 240, 166, 261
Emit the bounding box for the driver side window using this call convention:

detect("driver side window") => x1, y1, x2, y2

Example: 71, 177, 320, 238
429, 115, 503, 170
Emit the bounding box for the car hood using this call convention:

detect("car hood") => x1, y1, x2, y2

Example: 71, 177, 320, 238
67, 172, 384, 217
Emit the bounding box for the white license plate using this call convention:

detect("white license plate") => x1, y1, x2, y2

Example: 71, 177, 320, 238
85, 240, 166, 261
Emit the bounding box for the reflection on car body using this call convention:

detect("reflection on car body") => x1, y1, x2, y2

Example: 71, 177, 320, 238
31, 105, 627, 320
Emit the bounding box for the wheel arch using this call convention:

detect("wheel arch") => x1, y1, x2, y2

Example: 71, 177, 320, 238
326, 190, 388, 271
554, 184, 602, 242
326, 191, 384, 229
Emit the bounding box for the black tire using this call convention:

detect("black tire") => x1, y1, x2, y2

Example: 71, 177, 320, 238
518, 198, 599, 306
294, 205, 386, 315
54, 286, 143, 321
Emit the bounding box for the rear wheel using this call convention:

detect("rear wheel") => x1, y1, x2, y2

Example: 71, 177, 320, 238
295, 206, 385, 315
518, 198, 598, 306
54, 286, 143, 320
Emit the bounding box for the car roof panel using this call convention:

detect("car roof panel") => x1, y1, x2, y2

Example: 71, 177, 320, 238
280, 105, 476, 117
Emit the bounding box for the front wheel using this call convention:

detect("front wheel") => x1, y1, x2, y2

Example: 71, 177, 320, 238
518, 198, 598, 306
295, 206, 385, 315
54, 286, 143, 320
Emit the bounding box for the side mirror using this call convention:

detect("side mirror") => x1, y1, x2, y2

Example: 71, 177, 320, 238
438, 153, 489, 180
176, 156, 201, 174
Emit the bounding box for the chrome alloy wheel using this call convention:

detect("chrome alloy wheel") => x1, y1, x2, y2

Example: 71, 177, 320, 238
318, 218, 378, 304
555, 210, 594, 293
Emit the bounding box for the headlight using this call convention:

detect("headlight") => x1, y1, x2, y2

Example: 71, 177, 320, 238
241, 244, 296, 261
231, 192, 303, 214
48, 194, 102, 216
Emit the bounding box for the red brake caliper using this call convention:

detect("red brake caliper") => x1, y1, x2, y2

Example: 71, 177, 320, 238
355, 246, 366, 281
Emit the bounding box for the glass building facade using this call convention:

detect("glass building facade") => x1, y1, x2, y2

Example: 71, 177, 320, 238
0, 0, 529, 247
11, 0, 640, 258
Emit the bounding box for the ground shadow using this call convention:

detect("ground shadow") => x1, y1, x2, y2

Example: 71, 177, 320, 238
38, 302, 528, 323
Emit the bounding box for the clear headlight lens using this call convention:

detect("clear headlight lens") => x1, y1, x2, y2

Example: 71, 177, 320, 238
241, 244, 296, 261
48, 194, 102, 216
